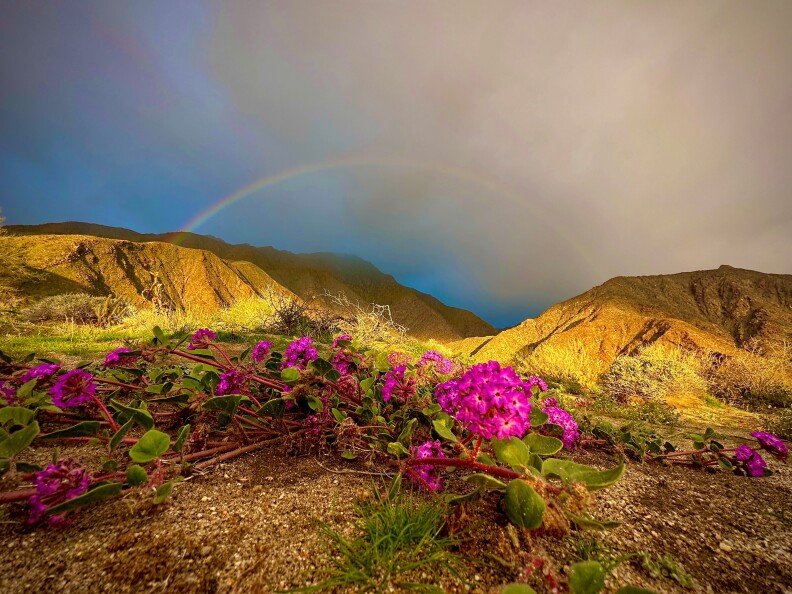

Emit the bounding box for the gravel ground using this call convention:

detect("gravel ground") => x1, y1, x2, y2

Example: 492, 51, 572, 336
0, 443, 790, 594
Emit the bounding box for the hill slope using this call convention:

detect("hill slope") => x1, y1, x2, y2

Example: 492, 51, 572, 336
0, 234, 296, 312
454, 266, 792, 366
6, 222, 496, 341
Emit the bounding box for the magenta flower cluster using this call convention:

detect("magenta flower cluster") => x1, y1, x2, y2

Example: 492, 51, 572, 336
751, 431, 788, 462
217, 369, 249, 396
417, 350, 454, 374
27, 459, 91, 525
20, 363, 62, 384
104, 348, 134, 368
281, 336, 318, 370
542, 406, 580, 449
381, 365, 417, 403
50, 369, 96, 409
735, 445, 767, 477
387, 351, 412, 368
408, 440, 445, 492
251, 341, 272, 363
188, 328, 217, 350
332, 334, 352, 348
435, 361, 539, 440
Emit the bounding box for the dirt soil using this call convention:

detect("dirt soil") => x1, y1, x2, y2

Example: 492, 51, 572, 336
0, 443, 790, 594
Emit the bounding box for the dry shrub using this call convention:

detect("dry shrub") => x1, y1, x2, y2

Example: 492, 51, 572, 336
322, 290, 407, 346
514, 339, 606, 391
599, 343, 708, 402
707, 339, 792, 408
23, 294, 99, 324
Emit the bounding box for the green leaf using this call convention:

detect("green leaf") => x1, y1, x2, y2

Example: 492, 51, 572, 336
152, 481, 175, 505
492, 437, 530, 467
15, 461, 42, 473
174, 424, 190, 453
126, 464, 148, 486
566, 512, 621, 530
502, 585, 538, 594
360, 377, 376, 393
0, 421, 40, 458
421, 404, 442, 417
109, 418, 135, 450
703, 427, 715, 440
0, 407, 36, 427
462, 473, 507, 490
202, 395, 249, 414
306, 395, 323, 412
529, 408, 549, 428
309, 357, 335, 377
387, 442, 409, 457
615, 588, 659, 594
717, 457, 734, 471
144, 383, 173, 394
541, 459, 625, 490
398, 418, 417, 445
432, 418, 457, 443
341, 450, 357, 460
40, 421, 101, 440
152, 325, 168, 345
331, 408, 346, 422
281, 367, 300, 382
129, 429, 170, 463
445, 488, 482, 505
0, 458, 9, 476
258, 398, 285, 418
46, 482, 123, 515
569, 561, 605, 594
109, 400, 154, 429
503, 479, 545, 529
523, 433, 564, 456
13, 379, 38, 403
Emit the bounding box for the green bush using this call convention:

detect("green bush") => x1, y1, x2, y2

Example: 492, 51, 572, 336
599, 346, 707, 402
22, 294, 127, 326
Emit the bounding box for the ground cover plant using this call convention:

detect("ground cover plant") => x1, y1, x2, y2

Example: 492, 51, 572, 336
0, 327, 789, 593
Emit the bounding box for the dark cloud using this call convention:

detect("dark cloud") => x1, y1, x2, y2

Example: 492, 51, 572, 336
2, 1, 791, 327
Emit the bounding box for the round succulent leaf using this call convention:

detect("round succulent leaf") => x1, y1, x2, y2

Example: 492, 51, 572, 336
503, 479, 545, 529
541, 459, 625, 490
129, 429, 170, 463
126, 464, 148, 486
492, 437, 530, 467
462, 473, 508, 490
523, 433, 564, 456
569, 561, 606, 594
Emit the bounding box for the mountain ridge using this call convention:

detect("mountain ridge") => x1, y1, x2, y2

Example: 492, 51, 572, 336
5, 222, 496, 341
451, 265, 792, 367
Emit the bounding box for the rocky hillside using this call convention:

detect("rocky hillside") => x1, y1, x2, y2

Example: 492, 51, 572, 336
0, 234, 296, 313
5, 223, 496, 340
450, 266, 792, 365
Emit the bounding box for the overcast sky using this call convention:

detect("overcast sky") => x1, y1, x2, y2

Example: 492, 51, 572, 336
2, 1, 791, 327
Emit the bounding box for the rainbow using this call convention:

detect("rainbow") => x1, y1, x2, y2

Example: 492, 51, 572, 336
173, 155, 604, 277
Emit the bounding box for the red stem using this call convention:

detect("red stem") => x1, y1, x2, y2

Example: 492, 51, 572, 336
0, 487, 37, 504
193, 435, 289, 470
171, 350, 228, 371
90, 394, 119, 432
95, 378, 141, 392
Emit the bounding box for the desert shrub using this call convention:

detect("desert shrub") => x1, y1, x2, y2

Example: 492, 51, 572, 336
707, 340, 792, 408
514, 339, 605, 391
264, 291, 341, 340
599, 344, 707, 402
22, 294, 108, 325
764, 408, 792, 440
215, 296, 276, 332
322, 290, 407, 346
589, 396, 680, 425
22, 294, 129, 327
